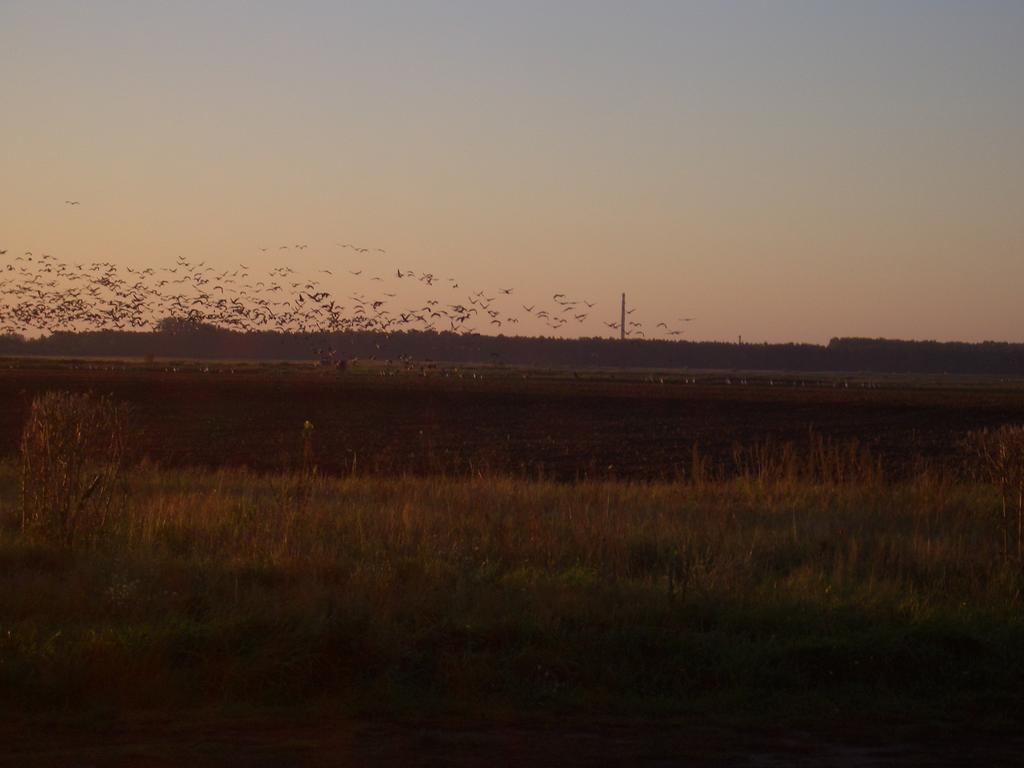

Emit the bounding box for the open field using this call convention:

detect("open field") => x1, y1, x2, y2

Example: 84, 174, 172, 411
3, 360, 1024, 764
2, 461, 1024, 761
9, 464, 1022, 715
3, 358, 1024, 479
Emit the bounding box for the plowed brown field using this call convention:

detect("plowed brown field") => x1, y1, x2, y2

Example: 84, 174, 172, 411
3, 359, 1023, 479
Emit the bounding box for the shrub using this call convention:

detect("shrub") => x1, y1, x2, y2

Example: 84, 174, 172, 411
19, 391, 129, 547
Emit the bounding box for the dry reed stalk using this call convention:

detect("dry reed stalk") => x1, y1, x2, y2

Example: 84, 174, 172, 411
965, 425, 1024, 563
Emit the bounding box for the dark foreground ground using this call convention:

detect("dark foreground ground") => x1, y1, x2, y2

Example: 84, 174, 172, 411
3, 357, 1024, 478
5, 713, 1024, 767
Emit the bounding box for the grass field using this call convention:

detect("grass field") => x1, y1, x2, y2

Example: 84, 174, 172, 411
3, 362, 1024, 764
3, 461, 1022, 724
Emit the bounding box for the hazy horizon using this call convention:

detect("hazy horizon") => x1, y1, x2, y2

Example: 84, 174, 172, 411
3, 2, 1023, 344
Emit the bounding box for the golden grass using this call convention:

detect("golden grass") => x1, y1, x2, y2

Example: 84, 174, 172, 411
0, 461, 1021, 718
88, 466, 1005, 602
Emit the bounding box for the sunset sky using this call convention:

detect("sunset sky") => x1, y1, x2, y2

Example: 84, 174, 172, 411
2, 2, 1022, 343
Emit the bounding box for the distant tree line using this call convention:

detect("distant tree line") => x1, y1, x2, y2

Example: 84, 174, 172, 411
3, 325, 1024, 375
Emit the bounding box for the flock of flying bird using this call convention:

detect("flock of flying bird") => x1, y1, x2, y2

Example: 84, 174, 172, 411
1, 235, 697, 354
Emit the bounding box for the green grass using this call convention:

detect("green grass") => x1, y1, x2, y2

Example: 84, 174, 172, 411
0, 462, 1021, 726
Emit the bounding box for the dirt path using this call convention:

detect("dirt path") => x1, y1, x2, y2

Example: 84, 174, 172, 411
3, 714, 1021, 767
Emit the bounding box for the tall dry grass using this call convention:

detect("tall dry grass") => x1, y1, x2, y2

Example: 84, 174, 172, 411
0, 461, 1021, 716
79, 464, 1016, 608
3, 411, 1024, 718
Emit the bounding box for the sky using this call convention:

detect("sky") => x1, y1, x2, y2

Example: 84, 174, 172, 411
2, 1, 1023, 343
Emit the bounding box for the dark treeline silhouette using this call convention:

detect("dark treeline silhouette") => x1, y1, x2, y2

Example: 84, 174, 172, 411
3, 325, 1024, 375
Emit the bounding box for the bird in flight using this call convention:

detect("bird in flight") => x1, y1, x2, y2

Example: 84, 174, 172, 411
65, 200, 80, 205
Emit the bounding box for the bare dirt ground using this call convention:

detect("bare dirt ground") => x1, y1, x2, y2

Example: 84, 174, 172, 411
3, 359, 1024, 479
3, 713, 1022, 767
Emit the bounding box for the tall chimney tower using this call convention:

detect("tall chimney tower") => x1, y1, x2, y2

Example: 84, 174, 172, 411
620, 293, 626, 340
